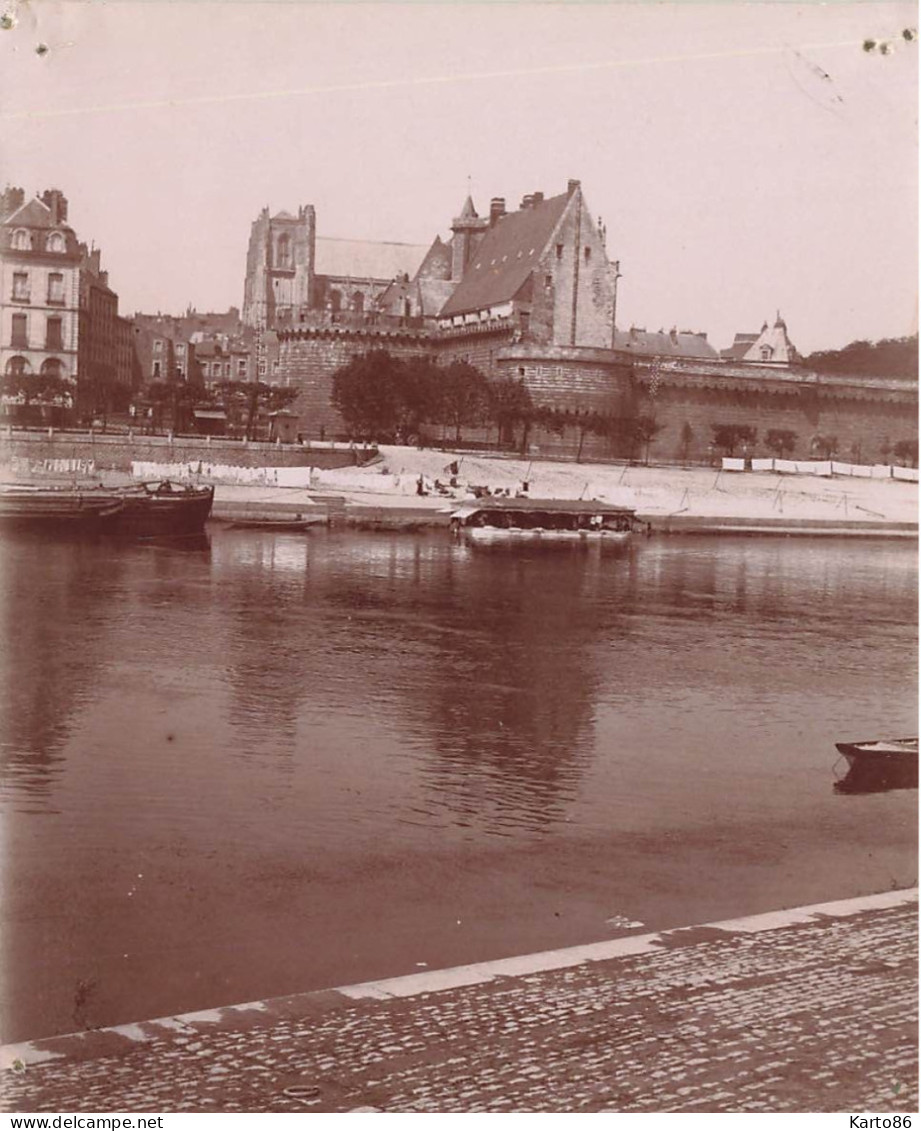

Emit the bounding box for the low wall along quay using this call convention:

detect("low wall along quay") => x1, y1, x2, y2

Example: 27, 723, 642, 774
0, 429, 372, 473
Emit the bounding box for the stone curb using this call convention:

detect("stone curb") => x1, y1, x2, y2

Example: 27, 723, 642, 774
2, 887, 915, 1073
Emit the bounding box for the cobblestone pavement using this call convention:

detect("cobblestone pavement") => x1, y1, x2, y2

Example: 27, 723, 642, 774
3, 897, 917, 1113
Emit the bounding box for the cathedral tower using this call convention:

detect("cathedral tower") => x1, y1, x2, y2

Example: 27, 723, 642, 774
242, 205, 316, 329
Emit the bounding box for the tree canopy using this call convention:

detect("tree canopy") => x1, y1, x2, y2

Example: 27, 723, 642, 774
804, 336, 918, 380
330, 350, 665, 460
332, 351, 490, 444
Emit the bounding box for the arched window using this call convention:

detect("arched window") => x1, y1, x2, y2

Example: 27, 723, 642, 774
46, 232, 65, 253
350, 291, 364, 313
276, 232, 292, 269
40, 358, 64, 379
11, 229, 30, 251
5, 356, 31, 377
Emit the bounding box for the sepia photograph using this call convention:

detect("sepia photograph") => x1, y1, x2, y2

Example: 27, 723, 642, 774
0, 0, 917, 1117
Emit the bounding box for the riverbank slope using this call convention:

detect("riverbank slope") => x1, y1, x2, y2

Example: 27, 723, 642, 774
210, 445, 918, 536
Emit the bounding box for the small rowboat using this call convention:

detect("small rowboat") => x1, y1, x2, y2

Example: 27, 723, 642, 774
229, 518, 316, 532
834, 738, 918, 793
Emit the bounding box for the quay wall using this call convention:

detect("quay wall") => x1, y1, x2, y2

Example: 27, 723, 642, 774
276, 327, 917, 468
639, 379, 916, 467
0, 430, 373, 473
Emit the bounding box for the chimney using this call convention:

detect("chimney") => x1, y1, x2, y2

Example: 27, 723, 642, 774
531, 191, 544, 205
489, 197, 506, 225
567, 179, 581, 197
0, 186, 24, 220
520, 194, 534, 210
40, 189, 68, 224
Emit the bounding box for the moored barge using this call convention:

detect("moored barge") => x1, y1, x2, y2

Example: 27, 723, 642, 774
450, 497, 643, 544
0, 481, 214, 536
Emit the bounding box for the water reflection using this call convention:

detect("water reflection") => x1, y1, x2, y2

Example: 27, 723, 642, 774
415, 546, 640, 833
1, 526, 916, 1043
0, 536, 127, 805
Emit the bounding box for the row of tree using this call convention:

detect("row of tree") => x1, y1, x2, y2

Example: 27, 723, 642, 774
135, 379, 299, 437
709, 423, 917, 464
331, 351, 662, 459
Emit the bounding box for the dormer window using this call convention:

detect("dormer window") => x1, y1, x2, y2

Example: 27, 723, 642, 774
46, 232, 65, 253
11, 229, 30, 251
760, 345, 774, 361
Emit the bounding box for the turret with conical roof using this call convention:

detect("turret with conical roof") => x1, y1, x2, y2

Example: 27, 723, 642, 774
450, 194, 488, 281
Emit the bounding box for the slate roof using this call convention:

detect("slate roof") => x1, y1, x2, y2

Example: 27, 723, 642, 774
720, 332, 759, 361
4, 196, 56, 229
2, 197, 80, 256
417, 279, 455, 317
614, 329, 719, 360
440, 192, 570, 317
315, 237, 429, 282
456, 196, 478, 220
375, 276, 455, 318
415, 235, 452, 281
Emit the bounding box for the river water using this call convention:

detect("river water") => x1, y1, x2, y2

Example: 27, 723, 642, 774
1, 528, 916, 1042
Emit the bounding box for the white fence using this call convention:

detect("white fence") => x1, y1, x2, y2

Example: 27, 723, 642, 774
723, 457, 918, 482
132, 461, 316, 487
10, 457, 97, 475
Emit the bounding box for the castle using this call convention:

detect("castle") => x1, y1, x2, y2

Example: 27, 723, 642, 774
239, 178, 915, 464
241, 180, 628, 350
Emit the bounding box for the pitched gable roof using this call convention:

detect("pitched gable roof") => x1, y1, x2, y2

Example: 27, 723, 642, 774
439, 192, 570, 317
4, 196, 55, 229
720, 332, 759, 361
414, 235, 452, 281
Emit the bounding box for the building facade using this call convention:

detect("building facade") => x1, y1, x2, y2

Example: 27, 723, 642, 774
0, 188, 81, 388
78, 246, 120, 414
1, 186, 139, 421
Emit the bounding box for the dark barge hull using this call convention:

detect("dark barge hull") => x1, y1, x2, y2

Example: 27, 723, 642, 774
100, 486, 215, 537
0, 491, 124, 526
834, 739, 918, 793
0, 482, 214, 537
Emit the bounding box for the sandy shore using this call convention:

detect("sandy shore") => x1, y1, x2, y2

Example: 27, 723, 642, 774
208, 444, 918, 536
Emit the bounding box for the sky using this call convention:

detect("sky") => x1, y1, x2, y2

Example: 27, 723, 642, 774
0, 0, 917, 355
